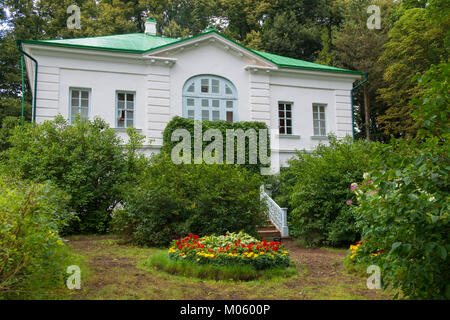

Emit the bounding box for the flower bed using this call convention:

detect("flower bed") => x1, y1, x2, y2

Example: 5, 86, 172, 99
168, 232, 290, 270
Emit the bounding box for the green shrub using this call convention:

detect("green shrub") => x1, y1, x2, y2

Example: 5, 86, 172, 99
350, 138, 449, 299
111, 153, 266, 247
0, 175, 74, 298
2, 115, 146, 234
278, 135, 381, 246
146, 251, 297, 281
162, 116, 271, 174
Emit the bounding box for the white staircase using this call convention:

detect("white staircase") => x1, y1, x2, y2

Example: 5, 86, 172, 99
260, 185, 289, 238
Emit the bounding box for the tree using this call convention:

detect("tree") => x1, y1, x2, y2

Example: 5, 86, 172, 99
330, 0, 398, 141
377, 6, 449, 137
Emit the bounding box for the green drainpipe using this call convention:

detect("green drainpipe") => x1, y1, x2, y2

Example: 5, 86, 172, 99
17, 40, 38, 123
350, 72, 368, 141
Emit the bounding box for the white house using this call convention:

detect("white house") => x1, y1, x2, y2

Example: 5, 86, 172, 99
19, 19, 363, 173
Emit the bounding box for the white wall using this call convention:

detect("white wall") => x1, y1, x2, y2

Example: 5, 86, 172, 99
26, 40, 357, 170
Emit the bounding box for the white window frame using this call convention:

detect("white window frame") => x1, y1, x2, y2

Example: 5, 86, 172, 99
312, 103, 327, 136
182, 75, 238, 122
278, 101, 293, 135
69, 87, 91, 123
116, 91, 136, 128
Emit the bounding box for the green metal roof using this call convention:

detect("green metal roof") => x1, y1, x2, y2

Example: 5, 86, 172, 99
20, 30, 363, 75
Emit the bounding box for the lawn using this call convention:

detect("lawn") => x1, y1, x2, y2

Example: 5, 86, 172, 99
58, 235, 393, 300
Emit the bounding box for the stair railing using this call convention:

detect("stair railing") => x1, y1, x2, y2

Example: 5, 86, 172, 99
260, 185, 289, 238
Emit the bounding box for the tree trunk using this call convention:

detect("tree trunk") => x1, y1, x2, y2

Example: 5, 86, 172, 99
363, 85, 370, 140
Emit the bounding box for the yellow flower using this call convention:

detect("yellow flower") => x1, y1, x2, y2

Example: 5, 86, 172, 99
254, 254, 258, 258
197, 258, 200, 262
259, 252, 265, 255
350, 254, 356, 259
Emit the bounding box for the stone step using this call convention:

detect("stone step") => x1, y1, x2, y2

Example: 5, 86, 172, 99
257, 229, 281, 238
258, 225, 279, 232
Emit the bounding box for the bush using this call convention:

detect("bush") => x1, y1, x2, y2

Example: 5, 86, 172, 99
162, 116, 271, 174
0, 175, 74, 298
349, 138, 449, 299
276, 135, 381, 246
111, 153, 266, 247
2, 115, 146, 234
146, 251, 297, 281
347, 63, 450, 299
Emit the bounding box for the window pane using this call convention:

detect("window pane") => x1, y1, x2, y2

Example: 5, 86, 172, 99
226, 111, 233, 122
118, 101, 125, 109
313, 120, 320, 130
286, 119, 292, 127
279, 119, 285, 127
201, 79, 209, 93
80, 107, 88, 118
279, 126, 285, 134
80, 99, 88, 107
118, 119, 124, 128
187, 110, 195, 119
226, 101, 233, 108
278, 103, 284, 111
126, 101, 134, 109
202, 110, 209, 121
225, 85, 232, 94
71, 98, 79, 107
71, 90, 79, 99
126, 119, 133, 127
81, 91, 88, 99
287, 127, 292, 134
314, 127, 320, 136
126, 111, 133, 119
187, 83, 195, 92
202, 99, 209, 107
212, 100, 220, 108
319, 106, 325, 113
285, 104, 291, 111
212, 110, 220, 121
126, 94, 134, 102
118, 93, 125, 101
211, 79, 219, 93
313, 112, 318, 120
187, 98, 195, 106
71, 106, 79, 117
279, 111, 284, 118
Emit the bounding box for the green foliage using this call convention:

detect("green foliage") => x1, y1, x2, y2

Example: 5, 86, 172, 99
0, 175, 74, 298
351, 137, 449, 299
277, 135, 381, 246
329, 0, 397, 142
162, 116, 270, 174
146, 251, 297, 281
411, 62, 450, 141
111, 153, 265, 247
377, 7, 449, 137
2, 115, 146, 234
199, 231, 258, 250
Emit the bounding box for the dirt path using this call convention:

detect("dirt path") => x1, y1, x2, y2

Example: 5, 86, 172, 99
66, 235, 391, 300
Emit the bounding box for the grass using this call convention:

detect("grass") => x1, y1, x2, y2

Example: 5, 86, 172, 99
145, 251, 298, 281
36, 235, 394, 300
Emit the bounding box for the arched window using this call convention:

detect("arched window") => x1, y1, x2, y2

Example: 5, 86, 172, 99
182, 75, 238, 122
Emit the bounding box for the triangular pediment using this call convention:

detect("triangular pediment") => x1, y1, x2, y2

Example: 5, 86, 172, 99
144, 31, 277, 68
